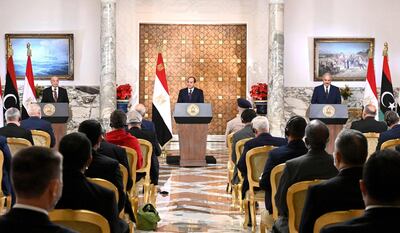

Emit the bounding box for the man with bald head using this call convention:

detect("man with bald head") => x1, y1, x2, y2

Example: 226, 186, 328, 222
350, 104, 387, 133
135, 103, 156, 133
41, 76, 69, 103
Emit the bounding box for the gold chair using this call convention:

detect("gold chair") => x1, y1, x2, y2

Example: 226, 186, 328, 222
87, 178, 119, 204
119, 163, 128, 193
122, 146, 139, 221
31, 130, 51, 147
137, 139, 154, 204
381, 138, 400, 150
0, 150, 11, 215
49, 209, 110, 233
7, 137, 32, 157
363, 132, 379, 160
287, 180, 323, 233
226, 132, 234, 193
244, 145, 275, 232
232, 137, 252, 209
313, 209, 364, 233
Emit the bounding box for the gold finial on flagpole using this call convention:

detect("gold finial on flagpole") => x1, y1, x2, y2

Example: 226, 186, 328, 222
368, 43, 374, 58
27, 42, 32, 57
7, 40, 13, 58
383, 42, 388, 57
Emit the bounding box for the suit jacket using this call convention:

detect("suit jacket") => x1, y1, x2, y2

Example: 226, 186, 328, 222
376, 124, 400, 150
56, 170, 129, 233
321, 207, 400, 233
41, 86, 69, 103
177, 87, 204, 103
128, 127, 161, 185
259, 139, 308, 213
0, 123, 34, 145
299, 167, 364, 233
350, 117, 387, 133
311, 84, 341, 104
0, 208, 76, 233
275, 149, 338, 217
231, 124, 255, 185
21, 116, 56, 147
0, 136, 12, 198
237, 133, 287, 197
141, 119, 156, 133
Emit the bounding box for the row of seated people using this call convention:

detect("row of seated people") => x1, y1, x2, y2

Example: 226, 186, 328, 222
227, 104, 400, 233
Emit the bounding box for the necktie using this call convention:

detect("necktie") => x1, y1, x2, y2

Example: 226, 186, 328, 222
325, 87, 329, 98
53, 88, 58, 102
188, 89, 192, 102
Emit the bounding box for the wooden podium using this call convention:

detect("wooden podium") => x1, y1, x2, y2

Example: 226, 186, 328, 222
39, 103, 70, 148
174, 103, 213, 167
309, 104, 348, 154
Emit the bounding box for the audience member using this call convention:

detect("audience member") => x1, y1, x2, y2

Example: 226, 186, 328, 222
350, 104, 387, 133
259, 116, 308, 214
21, 103, 56, 147
0, 136, 12, 202
56, 132, 129, 233
299, 129, 367, 233
127, 110, 161, 185
224, 98, 253, 146
272, 120, 338, 233
376, 110, 400, 150
0, 147, 76, 233
135, 103, 156, 133
0, 107, 34, 145
322, 149, 400, 233
105, 109, 143, 169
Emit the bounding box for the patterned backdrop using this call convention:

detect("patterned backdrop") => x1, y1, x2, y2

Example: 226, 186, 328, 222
139, 24, 247, 134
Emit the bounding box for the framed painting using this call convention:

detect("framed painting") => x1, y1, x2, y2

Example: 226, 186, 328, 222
5, 33, 74, 80
314, 38, 374, 81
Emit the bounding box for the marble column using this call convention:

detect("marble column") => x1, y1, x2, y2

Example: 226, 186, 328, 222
100, 0, 116, 130
267, 0, 285, 137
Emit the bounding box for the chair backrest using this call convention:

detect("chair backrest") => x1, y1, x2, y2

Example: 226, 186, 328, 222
313, 209, 364, 233
122, 146, 138, 193
235, 137, 252, 182
363, 132, 379, 159
0, 150, 3, 196
31, 130, 51, 147
49, 209, 110, 233
87, 178, 119, 204
118, 163, 128, 192
270, 163, 285, 220
245, 146, 275, 190
7, 137, 32, 157
287, 180, 323, 233
381, 138, 400, 150
137, 139, 153, 176
227, 132, 234, 161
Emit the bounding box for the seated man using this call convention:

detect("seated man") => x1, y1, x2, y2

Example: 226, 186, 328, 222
272, 120, 338, 233
21, 103, 56, 147
135, 103, 156, 132
322, 149, 400, 233
376, 110, 400, 150
0, 107, 34, 145
299, 129, 367, 233
225, 98, 253, 146
0, 136, 12, 203
0, 147, 76, 233
259, 116, 308, 214
350, 104, 387, 133
56, 132, 129, 233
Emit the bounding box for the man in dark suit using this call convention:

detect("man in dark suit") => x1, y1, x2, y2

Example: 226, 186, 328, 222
272, 120, 338, 233
20, 103, 56, 147
0, 147, 76, 233
127, 110, 161, 185
376, 110, 400, 150
350, 104, 387, 133
41, 76, 69, 103
56, 132, 129, 233
322, 149, 400, 233
177, 76, 204, 103
135, 103, 156, 133
299, 129, 367, 233
259, 116, 308, 214
0, 107, 34, 145
311, 73, 341, 104
0, 136, 12, 203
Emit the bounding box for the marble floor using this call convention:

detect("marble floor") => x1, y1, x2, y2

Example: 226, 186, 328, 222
136, 141, 263, 233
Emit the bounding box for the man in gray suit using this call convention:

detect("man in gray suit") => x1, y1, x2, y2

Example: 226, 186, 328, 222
272, 120, 338, 233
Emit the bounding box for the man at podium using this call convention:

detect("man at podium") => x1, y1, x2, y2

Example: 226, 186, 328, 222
41, 76, 69, 103
311, 73, 341, 104
177, 76, 204, 103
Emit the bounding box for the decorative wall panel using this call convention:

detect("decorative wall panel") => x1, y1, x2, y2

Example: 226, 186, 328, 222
139, 24, 247, 134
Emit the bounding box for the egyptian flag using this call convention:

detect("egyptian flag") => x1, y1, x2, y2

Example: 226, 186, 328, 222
4, 50, 20, 114
363, 45, 379, 120
152, 53, 172, 146
22, 43, 37, 119
379, 42, 400, 120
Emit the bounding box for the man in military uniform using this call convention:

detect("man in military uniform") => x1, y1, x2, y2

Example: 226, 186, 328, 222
225, 98, 253, 146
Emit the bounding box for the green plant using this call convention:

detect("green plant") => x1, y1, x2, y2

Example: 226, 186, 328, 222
340, 85, 352, 100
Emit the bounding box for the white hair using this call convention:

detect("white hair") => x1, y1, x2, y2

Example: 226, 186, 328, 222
134, 104, 146, 117
27, 103, 41, 117
251, 116, 269, 133
5, 107, 21, 122
127, 110, 143, 124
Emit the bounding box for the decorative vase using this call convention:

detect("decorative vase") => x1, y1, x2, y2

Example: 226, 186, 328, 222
254, 100, 268, 115
116, 99, 130, 113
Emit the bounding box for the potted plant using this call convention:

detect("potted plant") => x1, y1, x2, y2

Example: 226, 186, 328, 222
340, 85, 352, 104
116, 84, 132, 113
250, 83, 268, 115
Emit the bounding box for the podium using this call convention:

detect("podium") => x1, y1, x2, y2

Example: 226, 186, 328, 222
38, 103, 70, 148
309, 104, 348, 153
173, 103, 213, 166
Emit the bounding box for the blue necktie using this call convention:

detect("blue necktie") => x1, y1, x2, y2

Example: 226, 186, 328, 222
188, 89, 192, 102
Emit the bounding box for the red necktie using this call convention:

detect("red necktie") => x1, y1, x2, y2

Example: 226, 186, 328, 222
53, 88, 58, 102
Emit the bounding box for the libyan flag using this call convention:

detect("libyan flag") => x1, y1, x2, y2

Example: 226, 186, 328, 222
4, 55, 20, 114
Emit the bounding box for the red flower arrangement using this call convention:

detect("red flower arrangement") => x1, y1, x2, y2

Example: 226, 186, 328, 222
250, 83, 268, 100
117, 84, 132, 100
